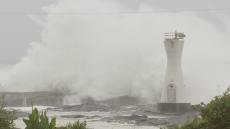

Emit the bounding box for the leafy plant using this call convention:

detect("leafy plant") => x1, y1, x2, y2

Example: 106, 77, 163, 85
200, 88, 230, 129
23, 107, 56, 129
172, 88, 230, 129
66, 121, 87, 129
0, 95, 16, 129
173, 118, 207, 129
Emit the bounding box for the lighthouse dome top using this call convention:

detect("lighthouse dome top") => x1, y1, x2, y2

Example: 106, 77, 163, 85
164, 31, 186, 40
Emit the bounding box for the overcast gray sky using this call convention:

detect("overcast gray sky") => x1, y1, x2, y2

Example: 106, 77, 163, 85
0, 0, 54, 64
0, 0, 229, 65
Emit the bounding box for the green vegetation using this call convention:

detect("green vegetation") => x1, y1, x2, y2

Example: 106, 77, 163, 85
23, 107, 87, 129
0, 95, 16, 129
23, 107, 56, 129
65, 121, 87, 129
56, 121, 87, 129
172, 118, 206, 129
172, 88, 230, 129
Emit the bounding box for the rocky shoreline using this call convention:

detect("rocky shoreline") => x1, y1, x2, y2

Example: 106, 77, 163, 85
12, 96, 198, 128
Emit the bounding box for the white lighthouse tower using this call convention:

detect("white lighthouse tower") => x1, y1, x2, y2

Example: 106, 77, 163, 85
161, 31, 186, 103
158, 31, 190, 113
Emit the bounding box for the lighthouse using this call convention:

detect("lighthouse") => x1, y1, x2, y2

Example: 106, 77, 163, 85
158, 31, 191, 113
161, 31, 186, 103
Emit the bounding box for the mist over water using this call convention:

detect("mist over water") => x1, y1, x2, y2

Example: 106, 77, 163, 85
2, 0, 230, 104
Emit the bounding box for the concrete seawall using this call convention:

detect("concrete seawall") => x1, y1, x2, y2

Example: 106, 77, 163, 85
0, 91, 63, 107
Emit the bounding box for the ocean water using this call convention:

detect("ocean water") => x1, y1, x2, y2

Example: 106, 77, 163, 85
15, 119, 159, 129
9, 106, 160, 129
